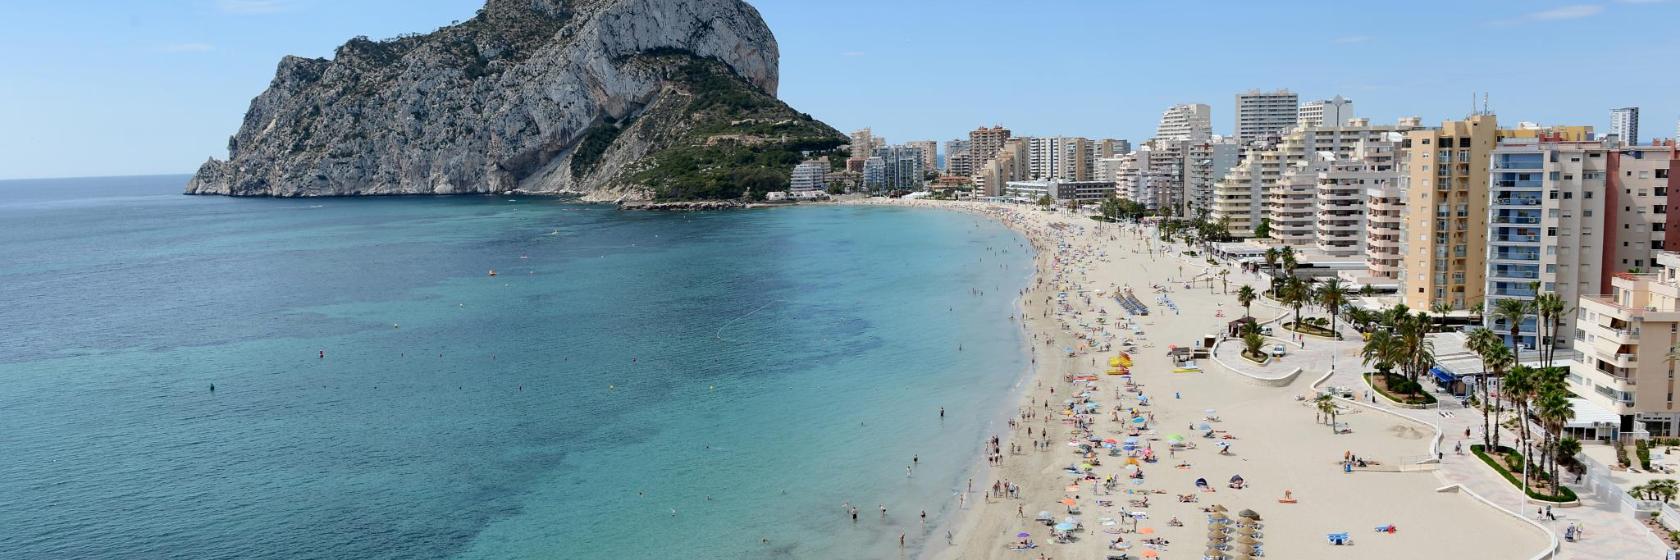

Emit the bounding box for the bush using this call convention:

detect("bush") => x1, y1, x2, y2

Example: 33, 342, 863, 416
1504, 450, 1525, 472
1471, 445, 1578, 503
1638, 440, 1653, 470
1617, 440, 1632, 468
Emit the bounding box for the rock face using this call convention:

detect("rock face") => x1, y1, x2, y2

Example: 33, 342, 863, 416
186, 0, 844, 200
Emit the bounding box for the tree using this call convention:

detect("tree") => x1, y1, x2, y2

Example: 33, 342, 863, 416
1493, 297, 1532, 359
1534, 382, 1574, 490
1466, 327, 1503, 448
1317, 278, 1349, 337
1430, 302, 1452, 332
1282, 278, 1308, 331
1219, 269, 1230, 294
1315, 393, 1339, 431
1253, 217, 1271, 239
1281, 247, 1298, 276
1263, 248, 1280, 295
1361, 330, 1399, 377
1470, 301, 1485, 319
1098, 196, 1123, 222
1483, 344, 1515, 452
1036, 194, 1054, 210
1242, 331, 1266, 360
1533, 292, 1570, 368
1237, 286, 1257, 318
1503, 365, 1538, 490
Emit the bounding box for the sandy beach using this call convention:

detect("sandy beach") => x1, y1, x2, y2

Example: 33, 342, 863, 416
846, 198, 1550, 560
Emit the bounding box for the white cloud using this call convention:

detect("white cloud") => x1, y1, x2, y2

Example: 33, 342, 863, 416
1331, 35, 1370, 44
1530, 4, 1606, 19
215, 0, 292, 14
159, 43, 215, 53
1491, 3, 1605, 26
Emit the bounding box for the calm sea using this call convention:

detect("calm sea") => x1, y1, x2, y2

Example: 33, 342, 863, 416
0, 175, 1033, 559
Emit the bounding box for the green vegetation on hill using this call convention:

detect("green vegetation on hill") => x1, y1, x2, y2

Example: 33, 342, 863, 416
627, 56, 847, 201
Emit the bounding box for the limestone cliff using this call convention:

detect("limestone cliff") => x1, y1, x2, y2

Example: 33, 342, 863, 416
186, 0, 844, 201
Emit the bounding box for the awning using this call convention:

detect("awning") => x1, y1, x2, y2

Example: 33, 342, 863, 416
1430, 366, 1459, 384
1566, 397, 1620, 429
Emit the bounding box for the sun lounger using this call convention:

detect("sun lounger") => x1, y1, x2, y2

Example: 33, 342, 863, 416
1327, 532, 1351, 545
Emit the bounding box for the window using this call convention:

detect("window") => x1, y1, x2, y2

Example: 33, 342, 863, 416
1658, 205, 1669, 214
1641, 171, 1652, 179
1659, 188, 1669, 197
1584, 210, 1594, 217
1564, 192, 1573, 199
1660, 169, 1670, 179
1547, 227, 1557, 237
1654, 240, 1666, 249
1585, 191, 1593, 199
1656, 222, 1667, 231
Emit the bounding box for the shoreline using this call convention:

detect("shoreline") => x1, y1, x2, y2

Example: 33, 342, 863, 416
844, 197, 1552, 560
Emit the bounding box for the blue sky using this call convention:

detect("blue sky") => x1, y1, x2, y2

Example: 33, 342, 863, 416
3, 0, 1678, 180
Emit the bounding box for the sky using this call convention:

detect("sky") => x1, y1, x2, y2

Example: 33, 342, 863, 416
3, 0, 1679, 180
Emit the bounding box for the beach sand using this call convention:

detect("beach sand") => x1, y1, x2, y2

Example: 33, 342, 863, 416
847, 198, 1549, 560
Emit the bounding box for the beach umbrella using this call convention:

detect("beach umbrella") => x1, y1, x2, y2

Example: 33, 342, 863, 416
1165, 434, 1185, 443
1037, 511, 1052, 520
1138, 527, 1155, 535
1141, 550, 1159, 558
1237, 535, 1257, 545
1237, 509, 1261, 520
1054, 522, 1077, 531
1060, 498, 1078, 507
1132, 416, 1148, 424
1065, 484, 1081, 492
1237, 524, 1257, 535
1210, 504, 1229, 512
1197, 423, 1213, 430
1016, 531, 1031, 538
1104, 438, 1119, 444
1204, 548, 1226, 559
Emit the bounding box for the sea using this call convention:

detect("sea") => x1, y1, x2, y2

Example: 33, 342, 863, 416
0, 175, 1035, 559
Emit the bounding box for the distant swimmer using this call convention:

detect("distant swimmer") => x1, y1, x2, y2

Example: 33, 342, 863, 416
319, 349, 325, 359
209, 383, 215, 392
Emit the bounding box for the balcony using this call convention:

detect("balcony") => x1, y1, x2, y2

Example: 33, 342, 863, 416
1492, 197, 1542, 206
1493, 215, 1541, 225
1493, 234, 1540, 244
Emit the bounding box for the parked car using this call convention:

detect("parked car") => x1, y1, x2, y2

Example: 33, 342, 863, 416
1269, 344, 1287, 357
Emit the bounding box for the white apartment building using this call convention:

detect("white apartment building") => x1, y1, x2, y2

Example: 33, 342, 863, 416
1211, 118, 1419, 238
1267, 163, 1319, 246
1156, 103, 1213, 142
1314, 140, 1401, 257
1484, 138, 1610, 350
1570, 252, 1680, 438
1235, 89, 1299, 146
790, 160, 827, 192
1365, 175, 1407, 282
905, 141, 939, 174
1612, 107, 1640, 146
1005, 180, 1116, 203
1298, 95, 1355, 129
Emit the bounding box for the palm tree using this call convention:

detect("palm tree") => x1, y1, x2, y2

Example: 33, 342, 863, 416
1503, 365, 1538, 489
1318, 278, 1349, 337
1263, 248, 1280, 296
1493, 297, 1532, 359
1315, 394, 1339, 431
1430, 302, 1452, 332
1282, 278, 1308, 331
1466, 327, 1503, 448
1219, 269, 1230, 294
1534, 385, 1574, 490
1280, 247, 1298, 277
1361, 330, 1400, 377
1484, 344, 1515, 450
1241, 331, 1266, 360
1556, 436, 1582, 478
1533, 292, 1570, 368
1470, 301, 1485, 319
1236, 286, 1257, 318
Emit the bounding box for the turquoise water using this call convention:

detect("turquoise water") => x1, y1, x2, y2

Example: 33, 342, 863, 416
0, 176, 1033, 559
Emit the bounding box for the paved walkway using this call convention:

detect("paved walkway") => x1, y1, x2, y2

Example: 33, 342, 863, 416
1166, 240, 1667, 558
1318, 348, 1668, 559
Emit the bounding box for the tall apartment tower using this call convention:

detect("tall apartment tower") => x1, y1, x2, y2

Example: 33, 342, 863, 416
968, 126, 1012, 169
1611, 107, 1640, 146
905, 140, 939, 174
849, 128, 876, 160
1401, 113, 1498, 311
1235, 89, 1299, 146
1298, 96, 1355, 129
1484, 136, 1610, 349
1156, 104, 1213, 142
1609, 142, 1680, 273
